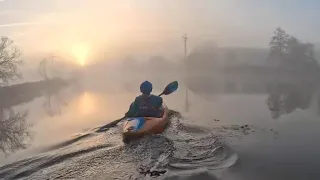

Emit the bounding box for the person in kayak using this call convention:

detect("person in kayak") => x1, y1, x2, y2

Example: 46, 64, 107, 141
125, 81, 163, 118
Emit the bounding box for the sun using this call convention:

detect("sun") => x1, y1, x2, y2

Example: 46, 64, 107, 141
71, 43, 89, 66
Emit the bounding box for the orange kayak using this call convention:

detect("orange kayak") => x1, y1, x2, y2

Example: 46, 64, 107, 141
122, 103, 169, 142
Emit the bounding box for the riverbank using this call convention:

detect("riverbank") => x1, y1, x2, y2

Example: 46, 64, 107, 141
0, 78, 72, 108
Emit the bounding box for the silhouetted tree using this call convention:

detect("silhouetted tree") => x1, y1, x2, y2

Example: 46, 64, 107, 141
270, 27, 290, 54
38, 58, 49, 80
0, 37, 23, 85
267, 27, 320, 74
285, 37, 319, 71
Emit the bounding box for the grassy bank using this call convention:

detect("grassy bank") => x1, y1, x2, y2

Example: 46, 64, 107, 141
0, 78, 71, 108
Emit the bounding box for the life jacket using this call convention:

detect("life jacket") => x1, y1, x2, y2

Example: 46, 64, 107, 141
135, 94, 162, 118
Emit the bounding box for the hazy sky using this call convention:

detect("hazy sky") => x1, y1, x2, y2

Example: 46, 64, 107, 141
0, 0, 319, 62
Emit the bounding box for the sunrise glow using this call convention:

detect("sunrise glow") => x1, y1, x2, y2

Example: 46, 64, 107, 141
71, 43, 89, 66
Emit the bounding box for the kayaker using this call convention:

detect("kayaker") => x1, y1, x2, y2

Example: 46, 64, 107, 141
125, 81, 163, 118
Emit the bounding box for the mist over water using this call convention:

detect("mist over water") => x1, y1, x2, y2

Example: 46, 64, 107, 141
1, 72, 320, 179
1, 1, 320, 180
1, 37, 320, 179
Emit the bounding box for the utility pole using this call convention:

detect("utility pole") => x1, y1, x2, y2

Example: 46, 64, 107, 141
183, 34, 189, 112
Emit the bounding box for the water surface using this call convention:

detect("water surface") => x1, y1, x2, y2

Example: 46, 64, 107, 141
1, 82, 320, 180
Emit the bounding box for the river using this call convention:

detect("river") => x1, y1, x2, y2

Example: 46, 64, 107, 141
0, 81, 320, 180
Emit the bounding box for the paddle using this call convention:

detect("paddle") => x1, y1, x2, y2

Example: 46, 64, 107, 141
96, 81, 179, 132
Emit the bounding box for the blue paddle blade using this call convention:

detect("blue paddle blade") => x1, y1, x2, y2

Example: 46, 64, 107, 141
162, 81, 178, 95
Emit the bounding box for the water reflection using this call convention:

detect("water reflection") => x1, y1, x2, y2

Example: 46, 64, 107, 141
186, 74, 320, 119
266, 83, 315, 119
0, 81, 76, 157
42, 90, 69, 117
77, 92, 99, 116
0, 108, 29, 154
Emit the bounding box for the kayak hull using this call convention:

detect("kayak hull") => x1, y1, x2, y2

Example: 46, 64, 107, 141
122, 103, 169, 140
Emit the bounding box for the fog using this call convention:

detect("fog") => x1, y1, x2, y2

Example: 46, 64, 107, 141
2, 1, 320, 180
1, 0, 319, 88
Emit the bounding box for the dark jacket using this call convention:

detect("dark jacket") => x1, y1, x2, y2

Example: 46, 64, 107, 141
125, 94, 163, 118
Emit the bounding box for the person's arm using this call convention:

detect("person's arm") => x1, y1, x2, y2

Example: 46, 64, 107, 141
145, 102, 168, 121
125, 101, 138, 117
151, 95, 163, 108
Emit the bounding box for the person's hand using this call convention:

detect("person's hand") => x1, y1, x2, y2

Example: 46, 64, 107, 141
127, 126, 134, 131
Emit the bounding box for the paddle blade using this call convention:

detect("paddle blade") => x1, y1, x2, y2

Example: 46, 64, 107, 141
162, 81, 178, 95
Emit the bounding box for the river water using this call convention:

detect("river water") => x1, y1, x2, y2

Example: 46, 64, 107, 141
0, 81, 320, 180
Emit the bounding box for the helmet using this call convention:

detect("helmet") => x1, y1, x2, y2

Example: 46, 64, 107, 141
140, 81, 152, 94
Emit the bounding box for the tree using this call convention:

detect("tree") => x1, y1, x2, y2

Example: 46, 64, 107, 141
269, 27, 290, 54
38, 58, 49, 80
0, 37, 23, 85
267, 27, 320, 75
285, 37, 318, 69
267, 28, 290, 67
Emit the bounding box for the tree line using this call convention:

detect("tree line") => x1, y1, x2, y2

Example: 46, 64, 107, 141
184, 27, 320, 81
267, 27, 320, 76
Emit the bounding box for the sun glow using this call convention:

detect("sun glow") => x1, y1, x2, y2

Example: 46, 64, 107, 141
71, 43, 89, 66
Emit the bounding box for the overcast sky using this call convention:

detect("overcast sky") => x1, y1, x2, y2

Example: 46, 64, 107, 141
0, 0, 319, 59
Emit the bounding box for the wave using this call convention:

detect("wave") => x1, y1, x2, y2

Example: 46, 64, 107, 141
0, 110, 238, 180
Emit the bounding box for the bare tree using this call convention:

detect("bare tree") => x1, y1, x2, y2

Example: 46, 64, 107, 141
0, 108, 29, 154
269, 27, 290, 54
38, 58, 49, 80
0, 37, 23, 85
